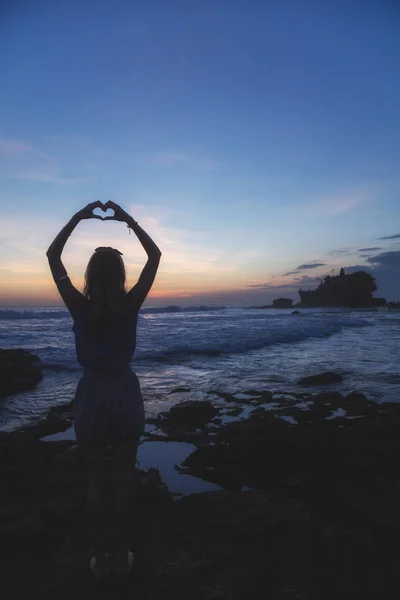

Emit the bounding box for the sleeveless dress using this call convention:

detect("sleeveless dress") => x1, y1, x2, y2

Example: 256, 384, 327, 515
72, 304, 145, 444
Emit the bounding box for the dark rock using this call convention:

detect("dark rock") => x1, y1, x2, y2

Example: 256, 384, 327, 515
344, 392, 378, 417
136, 467, 173, 506
298, 371, 343, 386
242, 389, 266, 396
0, 348, 43, 397
168, 387, 191, 394
167, 400, 218, 425
250, 406, 266, 416
206, 389, 235, 401
35, 402, 75, 437
225, 408, 242, 417
272, 297, 293, 308
182, 398, 400, 518
0, 401, 75, 441
312, 391, 345, 404
3, 391, 400, 598
225, 390, 274, 404
258, 390, 274, 403
345, 392, 369, 405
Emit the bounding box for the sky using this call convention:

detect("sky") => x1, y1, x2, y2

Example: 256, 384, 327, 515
1, 0, 400, 306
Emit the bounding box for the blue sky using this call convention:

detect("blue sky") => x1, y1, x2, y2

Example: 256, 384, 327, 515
1, 1, 400, 305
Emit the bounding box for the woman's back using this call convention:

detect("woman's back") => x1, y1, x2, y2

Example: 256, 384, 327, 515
73, 297, 139, 371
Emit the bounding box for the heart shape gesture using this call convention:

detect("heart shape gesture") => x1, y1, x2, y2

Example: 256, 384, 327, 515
92, 205, 115, 220
77, 200, 131, 223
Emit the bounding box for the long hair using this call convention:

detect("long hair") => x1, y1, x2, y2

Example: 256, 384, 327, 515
83, 247, 127, 327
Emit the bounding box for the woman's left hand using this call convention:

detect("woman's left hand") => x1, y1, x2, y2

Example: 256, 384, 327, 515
74, 201, 104, 221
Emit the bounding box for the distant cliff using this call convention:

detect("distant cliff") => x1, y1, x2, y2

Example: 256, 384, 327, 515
298, 268, 382, 308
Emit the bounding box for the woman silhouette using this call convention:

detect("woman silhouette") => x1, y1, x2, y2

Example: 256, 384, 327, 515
46, 200, 161, 579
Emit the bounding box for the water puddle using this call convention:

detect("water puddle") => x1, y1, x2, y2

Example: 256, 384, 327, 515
232, 393, 262, 401
280, 415, 298, 425
41, 426, 76, 442
261, 402, 280, 411
218, 405, 260, 424
294, 402, 311, 410
325, 408, 346, 420
137, 441, 222, 498
40, 426, 222, 497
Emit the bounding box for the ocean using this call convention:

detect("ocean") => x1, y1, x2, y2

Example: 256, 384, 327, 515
0, 306, 399, 433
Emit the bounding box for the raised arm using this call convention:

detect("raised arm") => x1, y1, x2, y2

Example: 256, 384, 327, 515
46, 201, 103, 316
104, 201, 162, 308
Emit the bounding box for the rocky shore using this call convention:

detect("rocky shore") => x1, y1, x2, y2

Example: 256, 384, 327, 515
2, 380, 400, 599
0, 349, 43, 398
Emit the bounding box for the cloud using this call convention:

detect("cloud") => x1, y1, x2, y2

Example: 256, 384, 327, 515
0, 138, 44, 158
379, 234, 400, 240
247, 282, 275, 289
296, 262, 326, 270
284, 262, 326, 276
247, 282, 300, 291
292, 276, 323, 286
0, 135, 220, 184
248, 275, 322, 291
329, 249, 350, 256
344, 265, 370, 274
19, 172, 91, 185
345, 250, 400, 300
302, 188, 368, 217
367, 251, 400, 268
0, 137, 93, 184
358, 247, 382, 252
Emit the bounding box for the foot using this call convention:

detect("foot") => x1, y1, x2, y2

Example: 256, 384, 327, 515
89, 553, 109, 580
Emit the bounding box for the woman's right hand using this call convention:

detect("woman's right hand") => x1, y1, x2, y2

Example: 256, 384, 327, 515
103, 200, 134, 224
74, 201, 104, 221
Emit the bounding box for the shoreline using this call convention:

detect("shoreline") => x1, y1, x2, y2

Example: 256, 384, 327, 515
0, 379, 383, 442
2, 385, 400, 597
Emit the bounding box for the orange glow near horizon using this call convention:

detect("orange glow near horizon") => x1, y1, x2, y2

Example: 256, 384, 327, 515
0, 272, 270, 306
0, 214, 322, 307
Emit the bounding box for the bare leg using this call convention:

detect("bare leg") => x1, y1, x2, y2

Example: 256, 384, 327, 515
110, 438, 139, 568
83, 442, 110, 560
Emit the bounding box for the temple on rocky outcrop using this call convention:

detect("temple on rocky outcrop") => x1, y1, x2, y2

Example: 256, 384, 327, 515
298, 268, 383, 308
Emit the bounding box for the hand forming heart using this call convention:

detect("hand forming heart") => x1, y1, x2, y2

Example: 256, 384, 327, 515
76, 200, 131, 223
